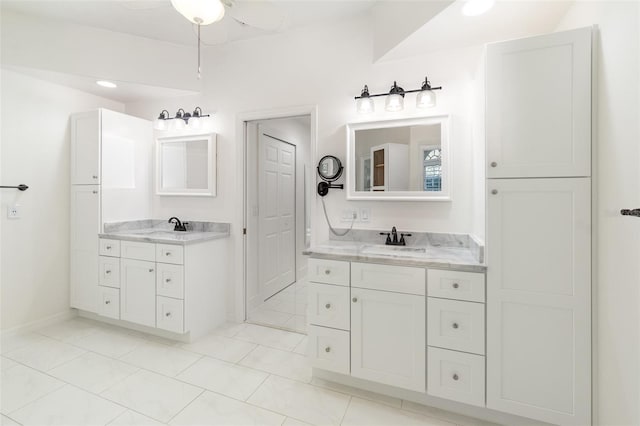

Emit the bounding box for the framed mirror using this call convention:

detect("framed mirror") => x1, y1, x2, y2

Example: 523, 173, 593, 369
156, 133, 216, 196
346, 115, 450, 201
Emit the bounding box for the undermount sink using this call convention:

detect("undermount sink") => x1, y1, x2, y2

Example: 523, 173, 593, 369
361, 245, 427, 256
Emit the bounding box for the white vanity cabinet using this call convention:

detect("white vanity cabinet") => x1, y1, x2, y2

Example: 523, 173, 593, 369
95, 237, 227, 340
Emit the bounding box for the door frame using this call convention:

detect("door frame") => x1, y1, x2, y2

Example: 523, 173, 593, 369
235, 105, 318, 322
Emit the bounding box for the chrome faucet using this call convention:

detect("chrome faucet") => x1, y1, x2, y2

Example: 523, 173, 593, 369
168, 217, 187, 232
379, 226, 412, 246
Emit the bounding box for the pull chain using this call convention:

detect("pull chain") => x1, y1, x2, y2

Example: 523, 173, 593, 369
197, 23, 201, 80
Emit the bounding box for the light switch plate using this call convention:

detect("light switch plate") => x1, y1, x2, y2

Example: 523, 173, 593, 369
360, 208, 371, 223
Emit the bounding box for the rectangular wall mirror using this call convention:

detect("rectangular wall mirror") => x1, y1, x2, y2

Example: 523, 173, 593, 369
156, 133, 216, 196
346, 115, 450, 200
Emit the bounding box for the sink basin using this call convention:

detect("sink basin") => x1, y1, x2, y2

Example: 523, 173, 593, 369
361, 245, 427, 257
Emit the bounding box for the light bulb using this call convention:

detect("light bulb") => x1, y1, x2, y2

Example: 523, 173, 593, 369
174, 119, 186, 130
154, 118, 167, 130
356, 97, 375, 114
416, 90, 436, 108
170, 0, 225, 25
385, 94, 404, 112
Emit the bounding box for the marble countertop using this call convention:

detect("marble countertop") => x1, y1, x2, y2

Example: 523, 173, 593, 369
304, 239, 486, 272
99, 220, 230, 246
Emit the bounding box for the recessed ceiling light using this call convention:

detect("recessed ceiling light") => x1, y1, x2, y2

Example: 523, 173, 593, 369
96, 80, 117, 88
462, 0, 495, 16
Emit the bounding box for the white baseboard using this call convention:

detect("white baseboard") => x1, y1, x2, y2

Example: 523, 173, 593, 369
1, 309, 76, 338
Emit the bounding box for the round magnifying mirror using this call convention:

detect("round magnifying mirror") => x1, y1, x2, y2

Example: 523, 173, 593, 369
317, 155, 343, 182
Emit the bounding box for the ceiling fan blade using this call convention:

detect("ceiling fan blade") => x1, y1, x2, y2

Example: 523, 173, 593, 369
223, 0, 284, 31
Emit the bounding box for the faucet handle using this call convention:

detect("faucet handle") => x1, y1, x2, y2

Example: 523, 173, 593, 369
379, 232, 392, 245
399, 233, 412, 246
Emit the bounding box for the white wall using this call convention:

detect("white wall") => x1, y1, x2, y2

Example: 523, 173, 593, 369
125, 17, 485, 320
555, 3, 640, 425
0, 70, 124, 331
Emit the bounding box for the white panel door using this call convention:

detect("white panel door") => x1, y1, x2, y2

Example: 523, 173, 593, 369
486, 27, 591, 178
120, 258, 156, 327
486, 178, 590, 425
351, 288, 425, 392
70, 185, 100, 312
71, 110, 101, 184
258, 132, 296, 300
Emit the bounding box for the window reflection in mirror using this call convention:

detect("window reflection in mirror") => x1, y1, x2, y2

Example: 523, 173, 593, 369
347, 116, 449, 201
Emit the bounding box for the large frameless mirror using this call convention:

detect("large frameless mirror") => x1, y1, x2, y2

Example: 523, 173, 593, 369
346, 115, 450, 200
156, 133, 216, 196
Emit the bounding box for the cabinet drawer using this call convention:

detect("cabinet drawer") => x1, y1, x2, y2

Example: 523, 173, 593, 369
157, 296, 184, 334
427, 347, 485, 407
351, 262, 425, 295
427, 269, 485, 303
99, 239, 121, 257
428, 298, 485, 355
121, 241, 155, 262
308, 283, 350, 330
308, 325, 350, 375
98, 286, 120, 320
99, 256, 120, 288
308, 258, 349, 286
156, 244, 184, 265
156, 263, 184, 299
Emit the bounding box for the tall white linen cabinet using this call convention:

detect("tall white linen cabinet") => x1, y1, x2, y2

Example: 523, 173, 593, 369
486, 27, 592, 425
70, 109, 152, 313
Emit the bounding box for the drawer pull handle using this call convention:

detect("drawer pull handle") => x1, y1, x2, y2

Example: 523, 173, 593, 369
166, 312, 172, 317
352, 297, 358, 303
106, 245, 112, 250
92, 175, 98, 179
92, 190, 98, 194
453, 373, 459, 381
166, 278, 172, 283
105, 300, 111, 305
149, 269, 154, 273
165, 252, 171, 256
491, 189, 498, 195
452, 322, 459, 329
105, 270, 111, 274
325, 346, 331, 353
324, 269, 330, 275
325, 303, 331, 309
490, 162, 497, 168
452, 282, 459, 289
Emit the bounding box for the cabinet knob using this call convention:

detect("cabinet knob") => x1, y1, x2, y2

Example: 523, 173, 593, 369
165, 252, 171, 256
452, 322, 459, 329
352, 297, 358, 303
166, 278, 172, 283
325, 346, 331, 353
92, 175, 98, 179
490, 162, 497, 168
148, 269, 154, 273
325, 303, 331, 309
166, 312, 172, 317
106, 245, 112, 250
105, 270, 111, 274
105, 300, 111, 305
324, 269, 330, 275
491, 189, 498, 195
92, 190, 98, 194
453, 373, 459, 381
452, 282, 459, 289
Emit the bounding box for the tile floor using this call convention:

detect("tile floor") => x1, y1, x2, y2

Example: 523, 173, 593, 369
1, 317, 497, 426
247, 277, 308, 333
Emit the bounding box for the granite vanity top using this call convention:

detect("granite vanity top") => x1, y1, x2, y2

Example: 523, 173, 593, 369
304, 230, 486, 272
99, 220, 230, 245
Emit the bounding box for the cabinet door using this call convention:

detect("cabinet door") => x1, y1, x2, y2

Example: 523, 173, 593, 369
120, 258, 156, 327
486, 178, 590, 425
351, 288, 425, 392
71, 110, 101, 184
486, 27, 591, 178
70, 185, 100, 312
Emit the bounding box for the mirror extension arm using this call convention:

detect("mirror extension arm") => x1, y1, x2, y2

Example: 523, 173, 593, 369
317, 181, 344, 197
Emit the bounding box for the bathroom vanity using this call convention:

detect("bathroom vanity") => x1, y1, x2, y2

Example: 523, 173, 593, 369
304, 232, 488, 413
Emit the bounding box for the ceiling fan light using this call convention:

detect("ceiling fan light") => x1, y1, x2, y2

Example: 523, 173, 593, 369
171, 0, 225, 25
462, 0, 495, 17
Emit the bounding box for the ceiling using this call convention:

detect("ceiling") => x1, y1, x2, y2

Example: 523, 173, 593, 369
1, 0, 377, 46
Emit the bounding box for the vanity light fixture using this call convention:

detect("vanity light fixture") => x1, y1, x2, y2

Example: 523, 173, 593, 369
354, 77, 442, 114
153, 107, 211, 130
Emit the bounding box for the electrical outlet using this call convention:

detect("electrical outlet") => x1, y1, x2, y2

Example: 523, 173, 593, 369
360, 208, 371, 223
7, 204, 20, 219
341, 209, 358, 222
